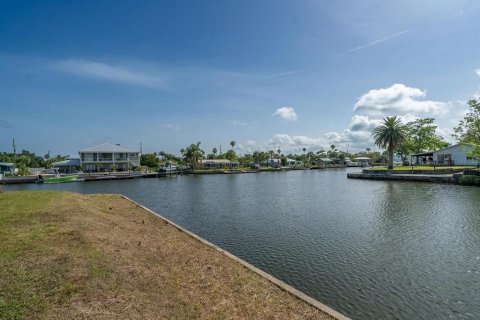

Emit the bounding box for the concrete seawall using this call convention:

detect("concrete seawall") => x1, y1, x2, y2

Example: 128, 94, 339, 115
347, 172, 460, 183
121, 195, 351, 320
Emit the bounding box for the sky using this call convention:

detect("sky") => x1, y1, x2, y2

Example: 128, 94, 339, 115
1, 0, 480, 157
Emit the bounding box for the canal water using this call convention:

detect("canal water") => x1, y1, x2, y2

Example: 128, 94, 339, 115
5, 169, 480, 319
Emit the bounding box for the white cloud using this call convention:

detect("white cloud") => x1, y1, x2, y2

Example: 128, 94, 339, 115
476, 69, 480, 77
159, 123, 179, 130
54, 59, 164, 88
273, 107, 298, 121
354, 83, 449, 115
227, 120, 252, 128
347, 115, 381, 132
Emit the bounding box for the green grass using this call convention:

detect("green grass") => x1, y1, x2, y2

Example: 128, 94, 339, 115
370, 166, 476, 171
459, 175, 480, 186
0, 191, 109, 319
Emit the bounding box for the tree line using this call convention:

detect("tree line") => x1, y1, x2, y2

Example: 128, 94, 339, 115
0, 150, 67, 175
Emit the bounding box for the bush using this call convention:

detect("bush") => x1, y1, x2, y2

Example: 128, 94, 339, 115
402, 160, 410, 166
459, 175, 480, 186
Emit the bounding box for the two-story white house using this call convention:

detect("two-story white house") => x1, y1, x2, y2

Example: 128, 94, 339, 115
79, 143, 140, 172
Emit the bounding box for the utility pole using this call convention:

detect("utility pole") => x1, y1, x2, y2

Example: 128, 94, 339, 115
140, 142, 143, 154
12, 138, 16, 154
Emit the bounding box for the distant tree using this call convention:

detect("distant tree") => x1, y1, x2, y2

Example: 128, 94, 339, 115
252, 151, 260, 163
239, 154, 253, 166
212, 147, 218, 156
230, 141, 235, 150
454, 99, 480, 167
454, 99, 480, 145
268, 150, 274, 160
183, 142, 205, 169
140, 153, 159, 168
224, 149, 237, 161
372, 116, 408, 169
394, 118, 448, 161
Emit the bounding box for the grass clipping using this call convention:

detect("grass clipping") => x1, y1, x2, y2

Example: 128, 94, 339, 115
0, 191, 334, 319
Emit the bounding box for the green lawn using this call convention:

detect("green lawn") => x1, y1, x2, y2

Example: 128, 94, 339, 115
0, 191, 113, 319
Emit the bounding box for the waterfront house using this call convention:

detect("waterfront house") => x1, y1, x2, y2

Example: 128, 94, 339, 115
200, 159, 239, 169
0, 162, 15, 175
79, 143, 140, 172
354, 157, 372, 167
286, 158, 303, 168
317, 158, 333, 168
52, 158, 81, 173
261, 158, 281, 168
411, 143, 475, 166
433, 143, 476, 165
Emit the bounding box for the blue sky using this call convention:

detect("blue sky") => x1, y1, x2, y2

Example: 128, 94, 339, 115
1, 0, 479, 156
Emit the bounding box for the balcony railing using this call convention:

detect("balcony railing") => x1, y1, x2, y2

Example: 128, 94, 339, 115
81, 157, 138, 162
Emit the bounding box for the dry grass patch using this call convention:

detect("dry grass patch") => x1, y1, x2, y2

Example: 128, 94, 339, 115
0, 190, 336, 319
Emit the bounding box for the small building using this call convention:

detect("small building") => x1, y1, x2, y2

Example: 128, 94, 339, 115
411, 152, 434, 165
200, 159, 239, 169
79, 143, 140, 172
433, 143, 476, 166
354, 157, 372, 167
261, 158, 280, 168
317, 158, 333, 168
286, 158, 303, 168
52, 158, 81, 173
0, 162, 15, 175
411, 143, 476, 166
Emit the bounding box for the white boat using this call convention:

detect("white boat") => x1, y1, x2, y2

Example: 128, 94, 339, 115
159, 164, 178, 173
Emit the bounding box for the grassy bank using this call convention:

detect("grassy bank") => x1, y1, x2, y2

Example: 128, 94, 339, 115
0, 190, 334, 319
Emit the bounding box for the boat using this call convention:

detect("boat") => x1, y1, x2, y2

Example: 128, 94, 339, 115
159, 163, 178, 173
42, 175, 79, 184
38, 169, 79, 184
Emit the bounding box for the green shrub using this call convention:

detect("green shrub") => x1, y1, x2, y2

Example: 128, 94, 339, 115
459, 175, 480, 186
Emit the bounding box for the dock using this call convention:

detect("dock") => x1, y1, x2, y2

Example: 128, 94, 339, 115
347, 172, 462, 183
0, 172, 172, 185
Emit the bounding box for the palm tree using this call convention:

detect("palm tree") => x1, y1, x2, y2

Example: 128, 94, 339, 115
212, 147, 217, 158
230, 140, 235, 150
372, 116, 407, 169
302, 147, 306, 167
184, 142, 205, 170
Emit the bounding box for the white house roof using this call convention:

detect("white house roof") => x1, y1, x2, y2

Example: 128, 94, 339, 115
52, 158, 80, 167
201, 159, 231, 164
433, 143, 474, 154
0, 162, 15, 166
354, 157, 371, 160
319, 158, 333, 162
79, 143, 138, 153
